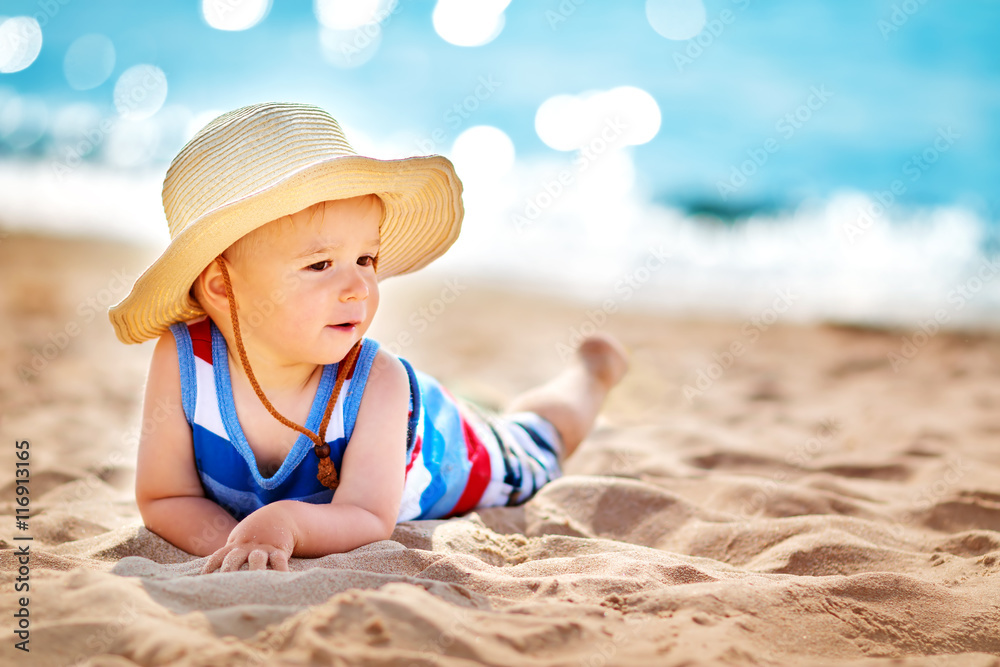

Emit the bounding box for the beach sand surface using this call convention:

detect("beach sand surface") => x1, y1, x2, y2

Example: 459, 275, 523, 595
1, 233, 998, 666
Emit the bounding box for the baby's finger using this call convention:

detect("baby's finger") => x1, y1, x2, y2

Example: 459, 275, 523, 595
247, 549, 269, 571
269, 550, 290, 572
201, 549, 228, 575
220, 547, 249, 572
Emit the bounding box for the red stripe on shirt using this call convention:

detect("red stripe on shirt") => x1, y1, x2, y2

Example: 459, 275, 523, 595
189, 319, 213, 365
449, 415, 492, 516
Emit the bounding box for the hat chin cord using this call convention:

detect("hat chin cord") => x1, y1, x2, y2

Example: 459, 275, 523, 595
215, 256, 360, 491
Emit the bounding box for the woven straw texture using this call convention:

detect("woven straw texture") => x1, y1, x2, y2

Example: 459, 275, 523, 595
109, 102, 463, 344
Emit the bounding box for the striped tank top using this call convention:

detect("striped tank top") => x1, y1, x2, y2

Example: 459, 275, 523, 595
169, 319, 563, 522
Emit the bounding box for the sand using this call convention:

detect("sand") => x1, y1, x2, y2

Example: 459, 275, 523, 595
1, 232, 998, 666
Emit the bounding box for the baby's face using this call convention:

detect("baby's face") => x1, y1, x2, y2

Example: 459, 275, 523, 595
223, 195, 382, 365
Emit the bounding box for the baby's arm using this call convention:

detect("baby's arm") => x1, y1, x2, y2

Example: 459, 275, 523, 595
135, 334, 238, 555
202, 349, 410, 572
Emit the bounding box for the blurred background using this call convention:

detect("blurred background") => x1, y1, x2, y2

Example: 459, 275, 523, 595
1, 0, 998, 328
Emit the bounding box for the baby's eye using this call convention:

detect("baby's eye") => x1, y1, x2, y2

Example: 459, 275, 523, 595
307, 260, 331, 272
357, 255, 377, 268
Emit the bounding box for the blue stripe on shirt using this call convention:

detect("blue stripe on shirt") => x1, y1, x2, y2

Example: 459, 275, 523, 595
415, 371, 472, 518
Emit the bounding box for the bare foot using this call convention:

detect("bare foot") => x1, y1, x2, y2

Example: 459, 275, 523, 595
577, 333, 629, 390
504, 332, 629, 459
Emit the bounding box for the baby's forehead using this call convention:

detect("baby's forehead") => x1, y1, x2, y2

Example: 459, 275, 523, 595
226, 198, 382, 261
286, 196, 384, 235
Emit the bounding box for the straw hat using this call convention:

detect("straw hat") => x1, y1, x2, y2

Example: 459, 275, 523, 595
108, 102, 464, 344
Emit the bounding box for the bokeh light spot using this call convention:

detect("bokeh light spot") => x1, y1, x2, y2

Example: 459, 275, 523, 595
646, 0, 707, 41
113, 64, 168, 120
0, 94, 47, 149
0, 17, 43, 73
320, 25, 382, 68
314, 0, 393, 29
451, 125, 515, 182
433, 0, 510, 47
610, 86, 662, 146
105, 118, 161, 168
535, 86, 661, 152
51, 102, 104, 159
63, 34, 116, 91
202, 0, 272, 31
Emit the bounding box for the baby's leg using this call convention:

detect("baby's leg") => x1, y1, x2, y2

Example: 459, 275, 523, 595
505, 333, 628, 460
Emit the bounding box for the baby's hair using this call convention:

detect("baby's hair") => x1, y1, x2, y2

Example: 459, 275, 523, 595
222, 194, 384, 268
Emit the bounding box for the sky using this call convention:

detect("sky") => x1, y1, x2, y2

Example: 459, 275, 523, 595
1, 0, 998, 216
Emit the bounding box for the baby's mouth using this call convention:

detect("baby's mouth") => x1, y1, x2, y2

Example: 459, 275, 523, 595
328, 321, 359, 332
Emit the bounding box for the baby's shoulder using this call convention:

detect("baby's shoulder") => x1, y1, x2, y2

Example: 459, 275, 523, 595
145, 330, 185, 414
365, 346, 408, 384
359, 346, 410, 404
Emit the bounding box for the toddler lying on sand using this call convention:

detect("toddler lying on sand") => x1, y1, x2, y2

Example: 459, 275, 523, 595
109, 102, 627, 572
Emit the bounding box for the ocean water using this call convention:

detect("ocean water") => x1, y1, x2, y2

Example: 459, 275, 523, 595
1, 155, 997, 331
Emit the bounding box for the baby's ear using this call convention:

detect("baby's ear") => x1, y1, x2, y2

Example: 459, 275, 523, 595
191, 258, 228, 312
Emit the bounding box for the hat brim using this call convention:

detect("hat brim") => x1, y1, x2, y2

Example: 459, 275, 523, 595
109, 154, 463, 344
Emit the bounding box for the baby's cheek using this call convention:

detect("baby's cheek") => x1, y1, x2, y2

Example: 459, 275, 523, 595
283, 306, 323, 332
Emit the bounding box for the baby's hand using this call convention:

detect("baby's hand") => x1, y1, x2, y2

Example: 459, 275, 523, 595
201, 504, 295, 573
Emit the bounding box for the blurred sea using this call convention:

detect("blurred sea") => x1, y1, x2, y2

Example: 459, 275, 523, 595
2, 151, 997, 332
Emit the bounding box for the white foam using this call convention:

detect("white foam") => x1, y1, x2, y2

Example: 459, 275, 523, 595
0, 159, 168, 247
2, 156, 996, 329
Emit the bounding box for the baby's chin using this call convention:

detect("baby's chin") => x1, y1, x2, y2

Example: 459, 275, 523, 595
312, 327, 367, 364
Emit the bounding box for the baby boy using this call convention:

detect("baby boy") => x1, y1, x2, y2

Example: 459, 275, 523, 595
109, 102, 627, 573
